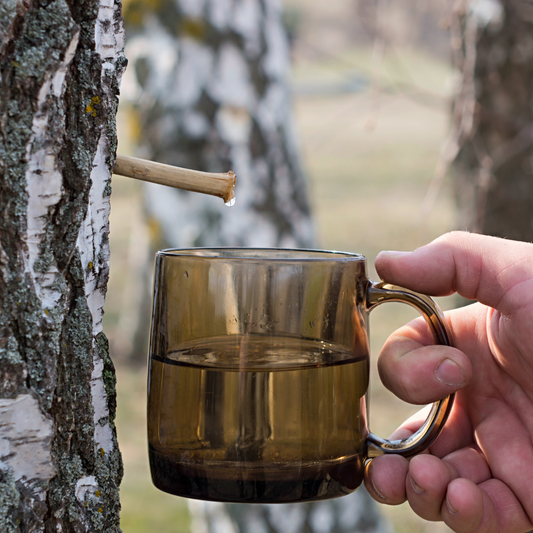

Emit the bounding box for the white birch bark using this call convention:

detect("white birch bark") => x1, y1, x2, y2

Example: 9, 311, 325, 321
0, 0, 126, 530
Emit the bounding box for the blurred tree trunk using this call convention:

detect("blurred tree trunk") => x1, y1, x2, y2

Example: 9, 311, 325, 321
0, 1, 126, 530
123, 0, 315, 250
450, 0, 533, 240
121, 0, 391, 532
120, 0, 315, 364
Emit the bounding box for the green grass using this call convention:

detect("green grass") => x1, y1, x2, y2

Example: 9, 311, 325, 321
115, 366, 191, 533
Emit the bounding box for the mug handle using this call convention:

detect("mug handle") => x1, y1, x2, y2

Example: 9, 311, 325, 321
365, 281, 455, 459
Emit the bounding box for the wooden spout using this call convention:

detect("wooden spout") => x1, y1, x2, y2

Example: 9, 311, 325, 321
113, 154, 236, 204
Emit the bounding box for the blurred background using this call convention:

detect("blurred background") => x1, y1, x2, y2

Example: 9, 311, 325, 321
105, 0, 533, 531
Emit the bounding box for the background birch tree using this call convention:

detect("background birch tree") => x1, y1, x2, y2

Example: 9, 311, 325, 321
0, 0, 126, 530
437, 0, 533, 241
123, 0, 315, 252
119, 0, 317, 364
121, 0, 390, 532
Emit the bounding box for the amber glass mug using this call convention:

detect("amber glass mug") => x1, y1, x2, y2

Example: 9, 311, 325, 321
147, 249, 453, 504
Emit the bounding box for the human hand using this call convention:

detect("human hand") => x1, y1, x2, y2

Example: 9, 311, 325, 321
364, 231, 533, 533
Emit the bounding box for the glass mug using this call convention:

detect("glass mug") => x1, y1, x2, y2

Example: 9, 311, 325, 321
147, 248, 453, 504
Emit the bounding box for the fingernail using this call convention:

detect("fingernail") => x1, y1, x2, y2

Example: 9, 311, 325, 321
409, 475, 425, 494
446, 496, 458, 515
379, 250, 410, 258
368, 467, 391, 503
435, 358, 466, 387
371, 478, 392, 503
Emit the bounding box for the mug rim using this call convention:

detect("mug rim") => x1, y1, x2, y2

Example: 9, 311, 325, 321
157, 247, 366, 262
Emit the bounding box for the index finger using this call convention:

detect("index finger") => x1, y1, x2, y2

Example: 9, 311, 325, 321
375, 231, 533, 315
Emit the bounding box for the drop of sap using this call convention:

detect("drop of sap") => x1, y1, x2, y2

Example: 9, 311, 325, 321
225, 197, 236, 207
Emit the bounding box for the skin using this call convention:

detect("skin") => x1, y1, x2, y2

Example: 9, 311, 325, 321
363, 231, 533, 533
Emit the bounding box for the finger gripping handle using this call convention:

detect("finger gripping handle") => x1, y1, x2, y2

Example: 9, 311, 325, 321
365, 281, 455, 459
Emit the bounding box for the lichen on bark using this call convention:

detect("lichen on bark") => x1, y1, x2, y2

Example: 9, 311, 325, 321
0, 466, 20, 533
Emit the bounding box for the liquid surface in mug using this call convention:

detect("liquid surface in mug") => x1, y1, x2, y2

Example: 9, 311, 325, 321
148, 334, 369, 503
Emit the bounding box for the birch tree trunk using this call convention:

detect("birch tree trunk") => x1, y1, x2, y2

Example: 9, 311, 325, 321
450, 0, 533, 240
0, 0, 126, 530
119, 0, 316, 364
122, 0, 314, 250
122, 1, 390, 532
